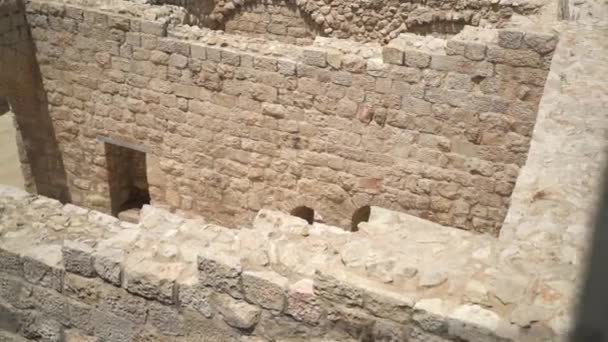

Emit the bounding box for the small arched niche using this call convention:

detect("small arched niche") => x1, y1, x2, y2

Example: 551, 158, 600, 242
290, 206, 314, 225
351, 205, 371, 232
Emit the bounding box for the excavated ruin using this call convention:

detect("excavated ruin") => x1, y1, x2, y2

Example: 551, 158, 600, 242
0, 0, 607, 339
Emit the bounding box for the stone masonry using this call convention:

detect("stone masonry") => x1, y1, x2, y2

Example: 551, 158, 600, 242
157, 0, 543, 43
0, 0, 607, 339
20, 0, 558, 233
0, 185, 583, 341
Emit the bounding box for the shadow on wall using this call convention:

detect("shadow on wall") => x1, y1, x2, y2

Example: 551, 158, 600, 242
0, 0, 71, 203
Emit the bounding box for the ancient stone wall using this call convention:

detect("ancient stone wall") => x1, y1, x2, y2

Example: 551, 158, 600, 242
159, 0, 542, 44
24, 0, 556, 233
0, 0, 70, 201
0, 186, 576, 341
222, 1, 320, 45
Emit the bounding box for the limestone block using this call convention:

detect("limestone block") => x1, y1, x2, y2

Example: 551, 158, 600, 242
326, 303, 376, 338
212, 293, 261, 330
0, 248, 23, 276
191, 44, 206, 60
382, 45, 404, 65
362, 286, 414, 324
242, 270, 288, 311
285, 278, 323, 324
93, 247, 124, 286
498, 30, 524, 49
464, 43, 486, 61
445, 40, 465, 56
21, 315, 63, 342
141, 20, 167, 36
123, 258, 183, 304
63, 273, 101, 306
91, 309, 140, 342
523, 33, 558, 54
62, 240, 96, 277
198, 249, 243, 299
372, 319, 411, 341
448, 304, 516, 341
302, 48, 327, 67
404, 49, 431, 68
254, 56, 278, 72
486, 46, 542, 68
413, 298, 447, 334
99, 281, 148, 324
177, 276, 213, 318
430, 55, 494, 76
22, 245, 64, 291
313, 269, 364, 307
32, 286, 72, 325
147, 301, 186, 336
277, 59, 296, 76
221, 50, 241, 66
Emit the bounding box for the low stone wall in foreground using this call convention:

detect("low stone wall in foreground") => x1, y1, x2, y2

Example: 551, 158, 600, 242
0, 185, 577, 341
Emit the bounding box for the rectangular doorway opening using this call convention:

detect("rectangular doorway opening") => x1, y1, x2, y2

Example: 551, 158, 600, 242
105, 142, 150, 223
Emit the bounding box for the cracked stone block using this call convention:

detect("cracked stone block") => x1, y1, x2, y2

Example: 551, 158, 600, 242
213, 293, 260, 330
63, 241, 96, 277
242, 271, 288, 311
285, 278, 323, 324
198, 249, 243, 299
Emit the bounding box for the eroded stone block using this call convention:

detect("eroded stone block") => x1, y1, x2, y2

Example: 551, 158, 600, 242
212, 293, 261, 330
242, 270, 288, 311
62, 240, 96, 277
198, 249, 243, 299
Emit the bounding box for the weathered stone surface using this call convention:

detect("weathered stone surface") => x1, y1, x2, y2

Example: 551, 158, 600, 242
123, 258, 183, 304
285, 278, 323, 324
198, 249, 243, 299
92, 247, 124, 286
242, 270, 288, 311
212, 293, 261, 330
147, 301, 186, 336
62, 241, 96, 277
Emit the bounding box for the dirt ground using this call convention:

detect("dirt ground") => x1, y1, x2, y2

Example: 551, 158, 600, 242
0, 113, 24, 189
